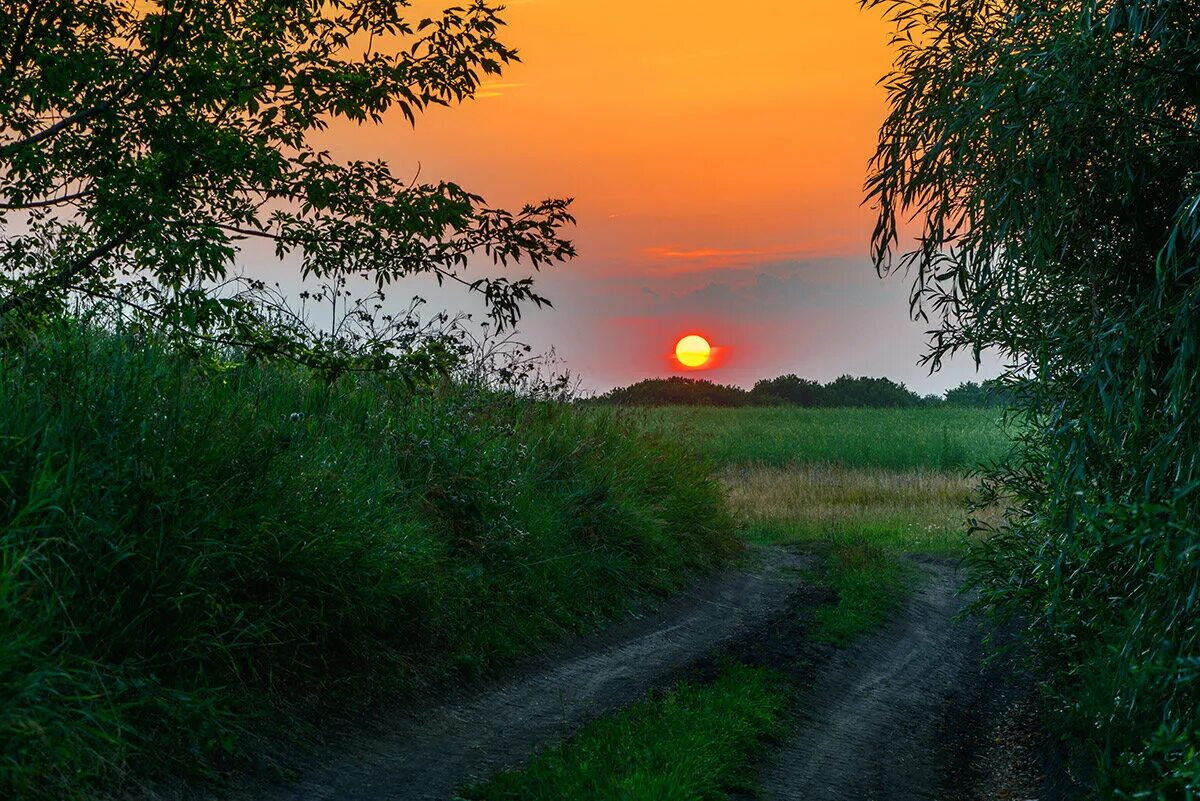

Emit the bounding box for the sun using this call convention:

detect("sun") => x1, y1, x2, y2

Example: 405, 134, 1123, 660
675, 334, 712, 368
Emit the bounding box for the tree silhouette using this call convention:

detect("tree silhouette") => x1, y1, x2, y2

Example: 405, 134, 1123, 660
0, 0, 574, 372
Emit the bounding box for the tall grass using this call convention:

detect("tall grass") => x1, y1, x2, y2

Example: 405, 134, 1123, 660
723, 464, 979, 556
0, 324, 738, 799
633, 406, 1007, 470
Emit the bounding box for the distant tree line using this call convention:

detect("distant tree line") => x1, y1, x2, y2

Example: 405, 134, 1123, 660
590, 375, 1008, 408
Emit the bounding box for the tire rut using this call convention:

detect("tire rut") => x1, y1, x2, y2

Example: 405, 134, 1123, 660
759, 561, 972, 801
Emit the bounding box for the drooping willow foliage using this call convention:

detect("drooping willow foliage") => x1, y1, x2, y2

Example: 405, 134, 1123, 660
865, 0, 1200, 795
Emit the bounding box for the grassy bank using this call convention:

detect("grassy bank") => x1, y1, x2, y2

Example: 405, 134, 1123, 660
459, 664, 787, 801
0, 326, 738, 800
634, 405, 1007, 470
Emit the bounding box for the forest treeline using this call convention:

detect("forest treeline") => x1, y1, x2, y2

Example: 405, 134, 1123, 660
591, 375, 1007, 408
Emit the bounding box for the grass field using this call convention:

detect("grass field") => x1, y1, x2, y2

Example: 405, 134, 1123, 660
634, 406, 1008, 470
633, 404, 1005, 642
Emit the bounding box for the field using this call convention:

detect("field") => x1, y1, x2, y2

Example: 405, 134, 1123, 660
634, 404, 1005, 558
635, 404, 1007, 638
635, 406, 1008, 471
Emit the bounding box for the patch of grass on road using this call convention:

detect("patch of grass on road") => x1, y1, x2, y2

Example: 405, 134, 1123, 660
458, 664, 786, 801
810, 542, 916, 646
721, 464, 965, 644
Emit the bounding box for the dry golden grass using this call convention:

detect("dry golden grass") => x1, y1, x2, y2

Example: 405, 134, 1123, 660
721, 464, 983, 555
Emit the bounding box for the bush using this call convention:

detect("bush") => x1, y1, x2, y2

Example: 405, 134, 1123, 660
867, 0, 1200, 793
0, 323, 738, 799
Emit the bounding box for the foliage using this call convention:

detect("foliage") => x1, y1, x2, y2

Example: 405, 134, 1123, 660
942, 380, 1009, 408
593, 374, 999, 409
815, 374, 923, 408
0, 0, 574, 373
749, 374, 824, 406
0, 323, 737, 799
592, 376, 753, 407
459, 664, 787, 801
635, 406, 1006, 471
866, 0, 1200, 794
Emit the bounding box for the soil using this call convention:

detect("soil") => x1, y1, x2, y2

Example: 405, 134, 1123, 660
211, 547, 815, 801
748, 558, 1081, 801
756, 560, 974, 800
158, 548, 1077, 801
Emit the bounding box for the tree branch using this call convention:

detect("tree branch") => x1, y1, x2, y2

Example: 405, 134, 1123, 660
0, 228, 133, 317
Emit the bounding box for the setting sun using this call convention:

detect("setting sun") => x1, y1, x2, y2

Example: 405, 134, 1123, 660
675, 335, 712, 368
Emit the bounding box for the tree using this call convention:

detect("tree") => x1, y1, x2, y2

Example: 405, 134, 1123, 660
865, 0, 1200, 793
821, 374, 922, 408
750, 374, 821, 406
592, 377, 752, 407
0, 0, 574, 371
942, 380, 1007, 408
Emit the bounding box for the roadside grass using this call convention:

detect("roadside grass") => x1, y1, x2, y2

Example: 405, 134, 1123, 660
0, 324, 739, 800
633, 405, 1007, 471
458, 664, 787, 801
722, 464, 973, 643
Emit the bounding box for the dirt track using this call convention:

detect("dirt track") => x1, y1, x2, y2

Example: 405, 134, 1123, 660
225, 548, 813, 801
183, 551, 1064, 801
759, 561, 972, 800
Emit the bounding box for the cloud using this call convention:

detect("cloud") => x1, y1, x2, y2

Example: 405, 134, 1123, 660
642, 245, 811, 271
474, 82, 526, 99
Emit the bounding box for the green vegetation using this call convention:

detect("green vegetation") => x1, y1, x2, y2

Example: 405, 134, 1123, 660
592, 375, 1008, 409
635, 406, 1006, 471
459, 665, 787, 801
869, 0, 1200, 793
0, 325, 737, 800
810, 543, 915, 646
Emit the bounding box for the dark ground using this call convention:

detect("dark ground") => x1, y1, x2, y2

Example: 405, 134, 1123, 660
141, 548, 1082, 801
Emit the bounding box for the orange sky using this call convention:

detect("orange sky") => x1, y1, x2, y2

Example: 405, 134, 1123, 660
310, 1, 997, 392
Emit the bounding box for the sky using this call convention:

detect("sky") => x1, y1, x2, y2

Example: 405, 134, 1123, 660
308, 0, 1000, 394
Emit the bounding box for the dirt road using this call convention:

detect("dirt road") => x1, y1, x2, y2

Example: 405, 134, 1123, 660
758, 562, 973, 800
181, 551, 1061, 801
227, 548, 813, 801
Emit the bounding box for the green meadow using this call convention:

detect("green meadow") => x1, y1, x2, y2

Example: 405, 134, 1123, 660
635, 404, 1004, 641
634, 405, 1008, 471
